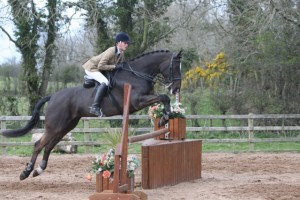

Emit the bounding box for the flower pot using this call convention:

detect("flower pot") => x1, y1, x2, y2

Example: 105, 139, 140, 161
95, 172, 135, 192
154, 118, 186, 140
154, 118, 166, 140
169, 117, 186, 140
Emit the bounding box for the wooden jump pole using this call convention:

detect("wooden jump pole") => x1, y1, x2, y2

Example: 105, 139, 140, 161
113, 83, 131, 193
128, 128, 169, 143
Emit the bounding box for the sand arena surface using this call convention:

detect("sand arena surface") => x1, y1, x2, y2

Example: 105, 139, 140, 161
0, 153, 299, 200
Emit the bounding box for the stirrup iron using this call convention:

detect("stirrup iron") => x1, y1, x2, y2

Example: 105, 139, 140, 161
89, 106, 103, 117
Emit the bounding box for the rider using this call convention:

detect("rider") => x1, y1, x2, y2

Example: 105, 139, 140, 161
82, 32, 131, 116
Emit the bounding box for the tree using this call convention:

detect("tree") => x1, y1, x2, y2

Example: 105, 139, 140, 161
224, 0, 300, 113
0, 0, 69, 113
78, 0, 175, 57
77, 0, 112, 54
0, 0, 180, 114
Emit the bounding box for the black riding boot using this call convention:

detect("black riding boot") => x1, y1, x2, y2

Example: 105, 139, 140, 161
90, 84, 108, 116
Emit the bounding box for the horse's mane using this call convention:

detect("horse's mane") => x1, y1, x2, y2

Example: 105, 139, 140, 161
129, 50, 170, 62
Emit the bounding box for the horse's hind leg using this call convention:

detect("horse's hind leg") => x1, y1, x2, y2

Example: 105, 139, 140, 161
20, 139, 46, 180
32, 118, 80, 177
32, 137, 61, 177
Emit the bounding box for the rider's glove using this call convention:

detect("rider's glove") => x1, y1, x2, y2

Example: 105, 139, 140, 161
115, 63, 124, 70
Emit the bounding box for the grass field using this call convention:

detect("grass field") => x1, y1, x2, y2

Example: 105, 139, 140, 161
1, 131, 299, 156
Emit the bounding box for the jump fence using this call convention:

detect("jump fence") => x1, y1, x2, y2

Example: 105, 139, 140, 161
1, 114, 300, 155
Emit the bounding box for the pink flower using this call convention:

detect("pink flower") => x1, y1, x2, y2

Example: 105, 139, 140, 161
102, 170, 111, 178
85, 174, 92, 181
152, 105, 158, 110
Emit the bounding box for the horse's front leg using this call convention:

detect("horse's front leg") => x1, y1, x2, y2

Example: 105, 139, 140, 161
157, 94, 172, 127
134, 94, 171, 127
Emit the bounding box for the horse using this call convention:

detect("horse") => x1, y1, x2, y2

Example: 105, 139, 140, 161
1, 50, 182, 180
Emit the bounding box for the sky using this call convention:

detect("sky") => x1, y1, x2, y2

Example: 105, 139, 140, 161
0, 0, 83, 65
0, 1, 20, 64
0, 30, 20, 64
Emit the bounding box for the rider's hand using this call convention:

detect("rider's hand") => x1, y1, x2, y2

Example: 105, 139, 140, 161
115, 63, 124, 70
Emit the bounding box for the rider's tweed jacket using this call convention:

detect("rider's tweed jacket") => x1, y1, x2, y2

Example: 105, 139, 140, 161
82, 46, 124, 72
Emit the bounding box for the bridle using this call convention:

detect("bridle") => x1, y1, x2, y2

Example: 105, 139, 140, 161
164, 53, 182, 85
122, 53, 181, 87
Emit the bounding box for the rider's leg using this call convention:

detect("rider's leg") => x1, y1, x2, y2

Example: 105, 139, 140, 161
84, 70, 109, 117
90, 83, 108, 116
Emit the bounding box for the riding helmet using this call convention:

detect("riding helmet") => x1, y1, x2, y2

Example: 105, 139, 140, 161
115, 32, 131, 44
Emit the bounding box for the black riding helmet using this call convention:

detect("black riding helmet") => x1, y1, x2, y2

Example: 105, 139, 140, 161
115, 32, 132, 44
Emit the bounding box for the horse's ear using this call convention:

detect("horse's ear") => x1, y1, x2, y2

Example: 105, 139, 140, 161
176, 50, 183, 59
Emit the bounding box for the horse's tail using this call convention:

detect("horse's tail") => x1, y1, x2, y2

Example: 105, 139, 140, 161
1, 96, 51, 138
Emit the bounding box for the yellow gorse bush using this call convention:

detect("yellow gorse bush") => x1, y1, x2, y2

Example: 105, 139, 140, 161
182, 51, 229, 89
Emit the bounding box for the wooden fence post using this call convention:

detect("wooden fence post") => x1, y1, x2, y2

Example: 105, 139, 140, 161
0, 120, 7, 155
248, 113, 254, 152
83, 119, 90, 153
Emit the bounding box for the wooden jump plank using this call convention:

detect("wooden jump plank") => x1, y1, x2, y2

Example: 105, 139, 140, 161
141, 139, 202, 189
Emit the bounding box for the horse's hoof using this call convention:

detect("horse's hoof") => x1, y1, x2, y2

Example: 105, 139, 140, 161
32, 170, 40, 177
20, 172, 29, 180
158, 117, 168, 127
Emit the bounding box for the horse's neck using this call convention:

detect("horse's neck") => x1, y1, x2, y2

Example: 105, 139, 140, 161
129, 54, 168, 74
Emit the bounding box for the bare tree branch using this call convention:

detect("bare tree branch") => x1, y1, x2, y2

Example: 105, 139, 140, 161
0, 25, 18, 47
270, 0, 300, 27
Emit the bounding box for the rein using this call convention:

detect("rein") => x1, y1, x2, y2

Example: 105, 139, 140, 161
121, 53, 181, 87
123, 64, 156, 83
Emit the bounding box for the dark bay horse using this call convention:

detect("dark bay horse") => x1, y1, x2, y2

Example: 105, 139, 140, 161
1, 50, 182, 180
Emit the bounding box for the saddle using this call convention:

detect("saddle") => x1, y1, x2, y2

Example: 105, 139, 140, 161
83, 71, 115, 90
83, 75, 96, 88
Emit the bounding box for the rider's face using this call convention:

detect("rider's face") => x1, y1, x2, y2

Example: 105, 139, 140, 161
116, 41, 129, 51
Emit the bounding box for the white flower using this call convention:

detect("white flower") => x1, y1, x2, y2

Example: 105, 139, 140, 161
91, 150, 140, 175
171, 102, 185, 116
95, 155, 100, 162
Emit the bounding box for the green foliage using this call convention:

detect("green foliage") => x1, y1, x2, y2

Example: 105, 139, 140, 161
180, 48, 199, 75
101, 129, 135, 150
5, 96, 19, 116
51, 64, 82, 87
114, 0, 137, 31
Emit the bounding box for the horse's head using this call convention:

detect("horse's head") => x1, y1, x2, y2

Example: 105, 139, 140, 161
160, 51, 183, 94
124, 50, 183, 95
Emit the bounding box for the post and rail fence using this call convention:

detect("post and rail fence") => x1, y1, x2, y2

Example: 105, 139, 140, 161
1, 114, 300, 155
